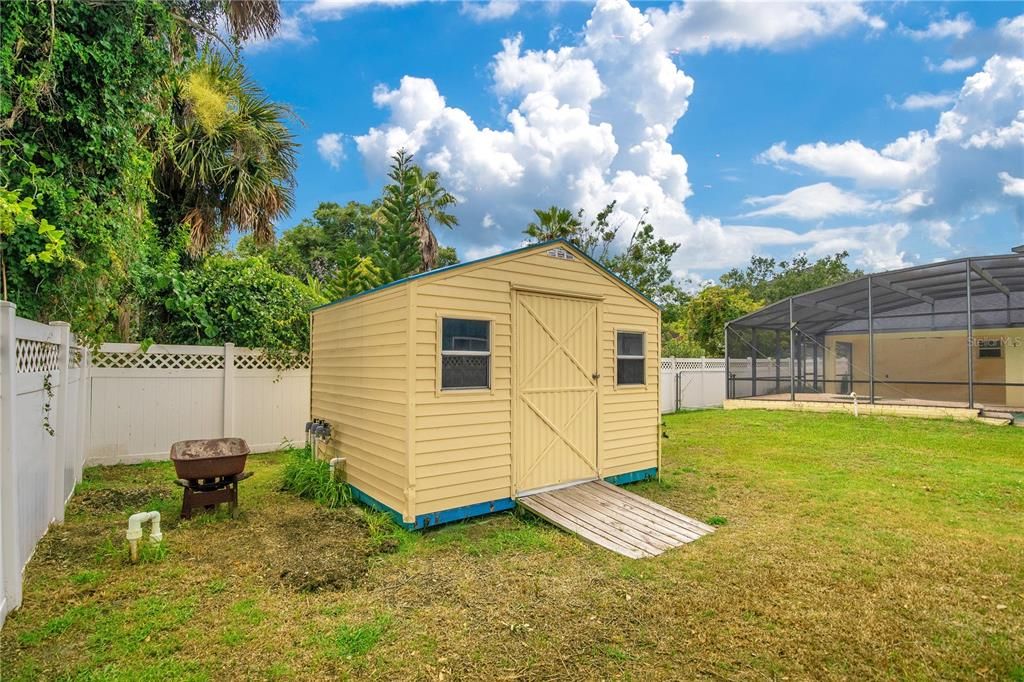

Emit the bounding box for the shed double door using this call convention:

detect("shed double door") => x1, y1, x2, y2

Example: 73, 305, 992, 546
513, 291, 599, 495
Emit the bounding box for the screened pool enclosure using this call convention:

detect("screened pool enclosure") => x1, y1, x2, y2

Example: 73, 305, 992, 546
725, 250, 1024, 412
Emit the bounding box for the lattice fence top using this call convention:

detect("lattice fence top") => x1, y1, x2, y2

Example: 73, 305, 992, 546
661, 357, 727, 371
16, 338, 61, 374
233, 352, 309, 371
92, 351, 225, 370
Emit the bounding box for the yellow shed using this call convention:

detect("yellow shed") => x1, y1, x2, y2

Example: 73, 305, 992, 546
309, 239, 661, 529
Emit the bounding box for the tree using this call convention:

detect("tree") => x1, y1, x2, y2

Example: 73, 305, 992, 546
524, 206, 582, 243
324, 243, 382, 300
436, 245, 459, 268
720, 252, 862, 304
409, 165, 458, 271
684, 286, 762, 355
0, 188, 69, 300
376, 150, 425, 282
523, 202, 681, 305
156, 52, 298, 255
143, 254, 323, 351
603, 215, 680, 304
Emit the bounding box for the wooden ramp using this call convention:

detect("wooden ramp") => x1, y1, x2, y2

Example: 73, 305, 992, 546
518, 480, 714, 558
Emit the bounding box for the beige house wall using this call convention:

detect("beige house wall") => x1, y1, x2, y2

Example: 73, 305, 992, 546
822, 327, 1021, 408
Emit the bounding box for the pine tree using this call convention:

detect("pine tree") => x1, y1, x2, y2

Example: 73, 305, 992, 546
376, 150, 422, 282
325, 242, 382, 299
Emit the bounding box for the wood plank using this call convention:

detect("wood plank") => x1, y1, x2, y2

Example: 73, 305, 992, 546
582, 482, 710, 539
531, 491, 666, 557
579, 482, 708, 540
563, 484, 701, 545
595, 480, 716, 533
555, 485, 685, 550
518, 496, 648, 559
516, 479, 714, 558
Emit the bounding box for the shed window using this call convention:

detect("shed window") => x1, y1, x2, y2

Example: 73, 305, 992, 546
616, 331, 645, 386
978, 339, 1002, 359
441, 318, 491, 390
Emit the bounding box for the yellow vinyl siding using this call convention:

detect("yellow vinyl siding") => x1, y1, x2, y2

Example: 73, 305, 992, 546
310, 241, 661, 523
310, 288, 409, 516
411, 246, 659, 515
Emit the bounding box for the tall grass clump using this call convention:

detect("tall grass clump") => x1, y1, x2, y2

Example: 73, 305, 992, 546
281, 446, 351, 508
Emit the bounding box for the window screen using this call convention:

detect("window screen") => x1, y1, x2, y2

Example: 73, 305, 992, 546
441, 318, 490, 389
616, 331, 645, 386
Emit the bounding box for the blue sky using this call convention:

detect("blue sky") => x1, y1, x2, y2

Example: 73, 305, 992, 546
242, 1, 1024, 282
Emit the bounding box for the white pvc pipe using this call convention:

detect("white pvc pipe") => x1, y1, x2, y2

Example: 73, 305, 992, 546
850, 392, 859, 417
329, 457, 346, 481
126, 511, 162, 562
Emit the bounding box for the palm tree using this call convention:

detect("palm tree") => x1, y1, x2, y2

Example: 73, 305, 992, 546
156, 53, 298, 255
221, 0, 281, 42
524, 206, 582, 243
409, 165, 458, 271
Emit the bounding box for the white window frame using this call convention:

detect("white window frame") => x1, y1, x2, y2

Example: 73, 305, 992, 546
439, 317, 492, 392
615, 330, 646, 387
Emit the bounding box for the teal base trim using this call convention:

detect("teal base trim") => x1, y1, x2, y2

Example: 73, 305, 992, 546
412, 497, 516, 529
604, 467, 658, 486
351, 469, 656, 530
348, 484, 515, 531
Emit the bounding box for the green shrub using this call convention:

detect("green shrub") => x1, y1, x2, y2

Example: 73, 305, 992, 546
281, 446, 351, 508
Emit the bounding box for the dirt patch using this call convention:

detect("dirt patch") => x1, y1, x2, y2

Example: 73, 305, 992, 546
267, 506, 373, 591
68, 486, 175, 516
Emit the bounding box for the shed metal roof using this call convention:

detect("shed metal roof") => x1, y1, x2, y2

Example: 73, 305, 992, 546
728, 252, 1024, 332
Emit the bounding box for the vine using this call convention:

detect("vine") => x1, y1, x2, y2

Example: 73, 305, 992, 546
41, 371, 54, 437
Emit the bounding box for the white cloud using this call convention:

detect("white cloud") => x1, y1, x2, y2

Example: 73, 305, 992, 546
892, 91, 957, 111
925, 56, 978, 73
922, 220, 953, 247
899, 13, 974, 41
464, 243, 506, 260
999, 171, 1024, 197
646, 1, 884, 54
759, 55, 1024, 227
243, 14, 316, 51
348, 0, 907, 273
996, 14, 1024, 49
460, 0, 519, 22
758, 139, 925, 187
316, 133, 346, 169
303, 0, 419, 21
743, 183, 876, 221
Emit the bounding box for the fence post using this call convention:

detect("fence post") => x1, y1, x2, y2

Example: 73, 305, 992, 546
0, 301, 23, 614
223, 343, 235, 436
76, 347, 90, 484
49, 322, 71, 523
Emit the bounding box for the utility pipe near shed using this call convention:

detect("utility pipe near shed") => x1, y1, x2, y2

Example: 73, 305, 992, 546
126, 511, 162, 563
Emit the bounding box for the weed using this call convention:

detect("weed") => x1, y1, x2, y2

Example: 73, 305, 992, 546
598, 644, 636, 661
206, 578, 227, 595
316, 615, 391, 659
706, 515, 728, 526
362, 510, 413, 554
280, 446, 351, 508
70, 570, 105, 586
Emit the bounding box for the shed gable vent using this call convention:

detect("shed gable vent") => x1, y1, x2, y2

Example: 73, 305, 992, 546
546, 247, 576, 261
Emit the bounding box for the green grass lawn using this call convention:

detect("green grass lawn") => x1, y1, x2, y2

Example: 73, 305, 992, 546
2, 411, 1022, 680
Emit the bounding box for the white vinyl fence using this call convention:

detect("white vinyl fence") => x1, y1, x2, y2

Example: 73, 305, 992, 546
0, 303, 310, 626
0, 303, 88, 625
660, 358, 727, 413
87, 343, 309, 465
